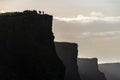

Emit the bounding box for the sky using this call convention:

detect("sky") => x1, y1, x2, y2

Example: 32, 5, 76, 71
0, 0, 120, 63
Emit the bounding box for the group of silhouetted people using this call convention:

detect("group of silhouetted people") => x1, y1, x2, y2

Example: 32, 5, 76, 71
38, 11, 44, 15
23, 10, 45, 15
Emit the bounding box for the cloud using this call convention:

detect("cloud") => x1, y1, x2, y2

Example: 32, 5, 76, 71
54, 12, 120, 23
81, 31, 120, 38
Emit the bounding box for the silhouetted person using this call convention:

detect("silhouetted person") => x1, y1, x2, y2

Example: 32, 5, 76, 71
39, 11, 41, 14
42, 11, 44, 14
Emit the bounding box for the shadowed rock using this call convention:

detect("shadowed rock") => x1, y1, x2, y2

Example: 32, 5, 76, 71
77, 58, 107, 80
0, 10, 65, 80
99, 63, 120, 80
55, 42, 81, 80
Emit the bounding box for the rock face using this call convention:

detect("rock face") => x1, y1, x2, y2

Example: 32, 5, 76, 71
99, 63, 120, 80
55, 42, 81, 80
77, 58, 106, 80
0, 10, 65, 80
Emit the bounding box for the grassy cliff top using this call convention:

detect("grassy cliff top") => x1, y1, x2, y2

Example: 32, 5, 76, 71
0, 10, 51, 17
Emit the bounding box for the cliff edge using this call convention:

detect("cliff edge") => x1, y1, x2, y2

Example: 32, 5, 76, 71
77, 58, 106, 80
0, 10, 65, 80
55, 42, 81, 80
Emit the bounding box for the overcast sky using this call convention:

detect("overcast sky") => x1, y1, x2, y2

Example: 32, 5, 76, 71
0, 0, 120, 63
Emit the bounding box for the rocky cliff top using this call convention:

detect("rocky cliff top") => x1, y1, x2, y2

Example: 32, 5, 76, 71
0, 10, 65, 80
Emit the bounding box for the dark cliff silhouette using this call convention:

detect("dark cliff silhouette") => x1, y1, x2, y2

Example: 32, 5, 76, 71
77, 58, 107, 80
99, 63, 120, 80
0, 10, 65, 80
55, 42, 81, 80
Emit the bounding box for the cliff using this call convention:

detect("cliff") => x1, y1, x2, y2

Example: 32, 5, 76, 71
55, 42, 81, 80
0, 10, 65, 80
55, 42, 106, 80
99, 63, 120, 80
77, 58, 106, 80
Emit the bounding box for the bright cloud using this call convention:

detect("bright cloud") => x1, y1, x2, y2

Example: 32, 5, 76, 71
81, 31, 120, 38
54, 12, 120, 23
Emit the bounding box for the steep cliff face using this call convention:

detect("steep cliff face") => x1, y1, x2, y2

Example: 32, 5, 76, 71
77, 58, 106, 80
99, 63, 120, 80
0, 10, 65, 80
55, 42, 81, 80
